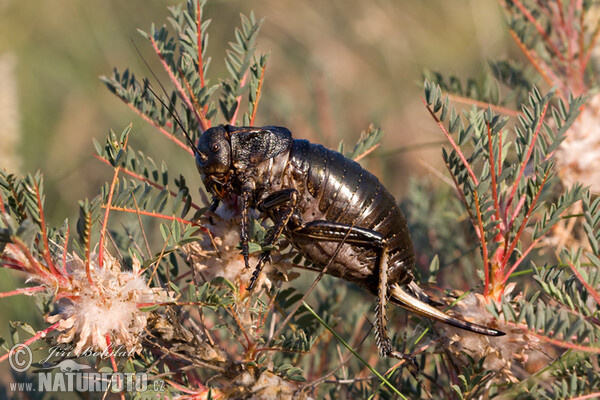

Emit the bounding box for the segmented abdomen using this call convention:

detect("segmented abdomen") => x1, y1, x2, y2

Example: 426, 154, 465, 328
282, 139, 415, 293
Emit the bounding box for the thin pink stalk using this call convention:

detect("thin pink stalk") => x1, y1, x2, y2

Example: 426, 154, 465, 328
34, 182, 64, 280
165, 380, 206, 395
569, 393, 600, 400
149, 36, 207, 132
502, 168, 551, 266
229, 71, 248, 126
474, 191, 490, 296
528, 329, 600, 353
250, 64, 267, 126
501, 236, 543, 284
0, 286, 47, 298
105, 206, 208, 233
61, 225, 69, 276
105, 334, 126, 400
486, 122, 502, 223
512, 0, 567, 62
196, 1, 205, 89
577, 4, 585, 94
120, 101, 193, 155
93, 154, 202, 211
568, 260, 600, 306
555, 0, 566, 26
423, 98, 479, 185
447, 94, 522, 117
98, 164, 121, 270
353, 143, 381, 162
179, 72, 211, 130
508, 194, 527, 232
508, 30, 564, 95
10, 240, 55, 283
444, 162, 479, 237
0, 322, 60, 364
507, 99, 550, 205
581, 21, 600, 73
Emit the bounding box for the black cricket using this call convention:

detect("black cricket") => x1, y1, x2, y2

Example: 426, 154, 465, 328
194, 124, 504, 359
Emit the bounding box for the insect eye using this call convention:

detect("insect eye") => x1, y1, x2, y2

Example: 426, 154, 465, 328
211, 143, 220, 153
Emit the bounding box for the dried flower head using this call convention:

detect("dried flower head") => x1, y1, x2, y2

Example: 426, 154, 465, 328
185, 205, 299, 291
46, 252, 173, 355
2, 236, 173, 357
437, 291, 545, 382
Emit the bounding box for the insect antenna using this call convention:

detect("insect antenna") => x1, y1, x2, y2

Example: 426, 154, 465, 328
131, 39, 205, 159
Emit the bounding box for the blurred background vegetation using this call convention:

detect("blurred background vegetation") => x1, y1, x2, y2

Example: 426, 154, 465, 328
0, 0, 520, 390
0, 0, 514, 220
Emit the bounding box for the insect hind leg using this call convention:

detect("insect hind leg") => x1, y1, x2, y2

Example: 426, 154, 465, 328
291, 220, 412, 360
375, 241, 415, 362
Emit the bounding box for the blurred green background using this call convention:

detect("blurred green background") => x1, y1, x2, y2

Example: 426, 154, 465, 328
0, 0, 512, 390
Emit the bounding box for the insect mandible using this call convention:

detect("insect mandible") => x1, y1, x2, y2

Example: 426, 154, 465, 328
194, 124, 504, 359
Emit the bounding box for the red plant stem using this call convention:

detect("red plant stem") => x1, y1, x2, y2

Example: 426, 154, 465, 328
0, 286, 47, 298
98, 164, 121, 271
196, 1, 205, 89
61, 225, 69, 275
164, 380, 206, 395
250, 63, 267, 126
486, 122, 502, 223
507, 99, 549, 206
0, 261, 32, 271
501, 235, 543, 284
229, 71, 248, 126
502, 168, 551, 267
577, 5, 585, 94
444, 162, 479, 236
10, 240, 55, 283
569, 393, 600, 400
34, 182, 63, 280
149, 37, 207, 132
498, 130, 503, 176
568, 260, 600, 306
105, 206, 209, 234
93, 155, 202, 212
512, 0, 567, 62
353, 143, 381, 162
0, 193, 5, 213
447, 94, 522, 117
119, 101, 193, 155
144, 225, 172, 286
0, 322, 60, 364
179, 72, 211, 131
526, 328, 600, 354
423, 99, 479, 185
508, 194, 527, 232
582, 20, 600, 74
508, 30, 563, 95
227, 305, 251, 350
105, 334, 126, 400
474, 191, 490, 297
555, 0, 565, 26
83, 210, 93, 286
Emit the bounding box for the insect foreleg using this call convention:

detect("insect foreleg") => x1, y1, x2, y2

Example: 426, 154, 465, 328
291, 220, 411, 360
246, 188, 299, 290
240, 184, 254, 271
206, 197, 220, 226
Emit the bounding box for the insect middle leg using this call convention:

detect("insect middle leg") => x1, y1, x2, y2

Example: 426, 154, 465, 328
245, 188, 299, 290
291, 220, 410, 360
